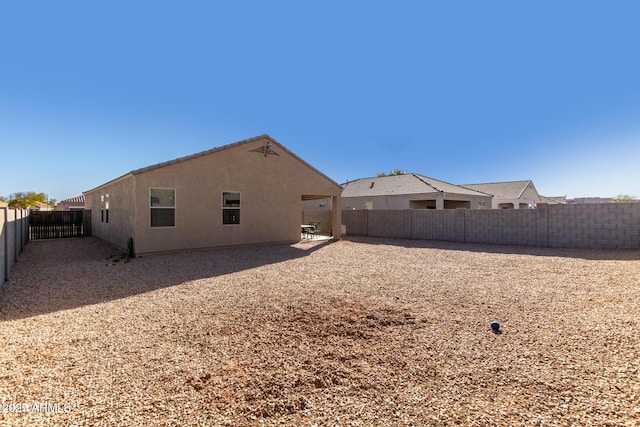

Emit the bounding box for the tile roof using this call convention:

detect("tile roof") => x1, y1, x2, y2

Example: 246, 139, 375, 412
568, 197, 613, 204
460, 180, 535, 199
342, 174, 489, 198
540, 195, 567, 204
58, 195, 85, 204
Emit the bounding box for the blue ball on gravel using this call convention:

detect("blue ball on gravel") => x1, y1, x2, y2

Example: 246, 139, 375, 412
490, 322, 500, 331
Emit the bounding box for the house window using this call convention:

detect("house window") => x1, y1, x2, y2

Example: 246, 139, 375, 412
100, 194, 110, 223
150, 188, 175, 227
222, 192, 240, 225
105, 194, 109, 223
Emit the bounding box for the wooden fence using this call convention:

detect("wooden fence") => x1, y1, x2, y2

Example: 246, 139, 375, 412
29, 210, 91, 240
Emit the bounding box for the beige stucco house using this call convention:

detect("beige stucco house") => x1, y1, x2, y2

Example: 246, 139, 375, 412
84, 135, 342, 255
57, 195, 85, 211
540, 195, 567, 205
29, 201, 52, 212
341, 174, 492, 210
461, 180, 541, 209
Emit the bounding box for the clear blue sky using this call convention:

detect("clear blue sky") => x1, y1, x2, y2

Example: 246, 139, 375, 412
2, 1, 639, 202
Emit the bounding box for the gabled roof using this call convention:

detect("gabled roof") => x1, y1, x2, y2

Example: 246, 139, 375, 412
460, 180, 537, 199
568, 197, 613, 204
540, 195, 567, 204
342, 174, 490, 198
58, 195, 85, 205
86, 134, 341, 194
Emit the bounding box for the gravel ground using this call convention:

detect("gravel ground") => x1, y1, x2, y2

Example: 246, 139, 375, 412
1, 236, 639, 426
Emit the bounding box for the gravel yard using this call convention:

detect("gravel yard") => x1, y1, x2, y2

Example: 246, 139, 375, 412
1, 236, 639, 426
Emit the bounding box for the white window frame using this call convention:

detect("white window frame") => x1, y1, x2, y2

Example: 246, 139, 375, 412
150, 187, 176, 228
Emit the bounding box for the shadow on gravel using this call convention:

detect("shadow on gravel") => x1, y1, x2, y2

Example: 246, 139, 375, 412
0, 237, 332, 321
344, 236, 640, 261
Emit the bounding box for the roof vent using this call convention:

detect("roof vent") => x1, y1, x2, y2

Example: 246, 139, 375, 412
369, 182, 375, 188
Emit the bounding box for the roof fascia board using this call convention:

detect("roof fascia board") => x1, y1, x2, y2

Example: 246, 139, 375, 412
130, 134, 342, 190
85, 134, 342, 195
84, 172, 134, 195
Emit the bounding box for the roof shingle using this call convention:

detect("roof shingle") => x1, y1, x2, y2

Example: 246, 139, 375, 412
342, 174, 489, 197
460, 180, 534, 199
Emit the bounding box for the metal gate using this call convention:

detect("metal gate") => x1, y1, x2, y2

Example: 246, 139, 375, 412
29, 210, 92, 240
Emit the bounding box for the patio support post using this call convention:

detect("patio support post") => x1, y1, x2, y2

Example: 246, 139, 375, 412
332, 195, 342, 239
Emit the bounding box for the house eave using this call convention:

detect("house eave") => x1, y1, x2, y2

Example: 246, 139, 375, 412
84, 172, 134, 195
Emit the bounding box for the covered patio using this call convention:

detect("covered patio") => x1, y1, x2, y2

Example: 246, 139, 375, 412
301, 194, 341, 241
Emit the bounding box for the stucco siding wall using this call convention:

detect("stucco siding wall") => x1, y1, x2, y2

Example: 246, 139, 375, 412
521, 185, 541, 206
301, 198, 333, 211
342, 195, 411, 210
131, 139, 341, 254
444, 194, 492, 210
85, 176, 136, 251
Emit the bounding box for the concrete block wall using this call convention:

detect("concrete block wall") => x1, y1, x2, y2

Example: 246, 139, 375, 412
1, 208, 29, 285
342, 203, 640, 249
411, 210, 462, 242
5, 209, 16, 282
536, 203, 549, 247
0, 208, 5, 285
548, 203, 640, 249
465, 209, 537, 246
368, 210, 412, 239
342, 210, 369, 237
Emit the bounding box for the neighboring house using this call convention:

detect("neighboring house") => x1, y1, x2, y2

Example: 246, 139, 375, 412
567, 197, 613, 204
540, 195, 567, 204
0, 201, 7, 208
301, 197, 333, 210
57, 195, 85, 211
84, 135, 342, 255
29, 201, 52, 212
461, 180, 541, 209
341, 174, 492, 210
